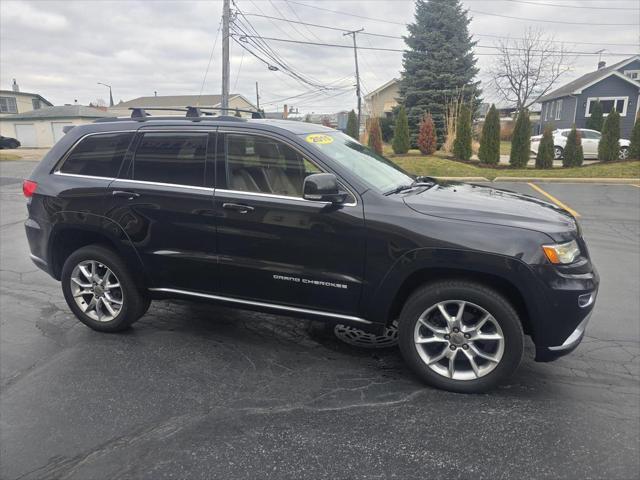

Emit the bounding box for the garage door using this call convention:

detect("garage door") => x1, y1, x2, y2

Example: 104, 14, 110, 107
52, 122, 73, 143
15, 124, 37, 147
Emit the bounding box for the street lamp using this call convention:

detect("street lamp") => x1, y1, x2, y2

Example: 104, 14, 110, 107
97, 82, 114, 107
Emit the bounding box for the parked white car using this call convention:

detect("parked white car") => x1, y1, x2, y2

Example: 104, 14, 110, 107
531, 128, 631, 160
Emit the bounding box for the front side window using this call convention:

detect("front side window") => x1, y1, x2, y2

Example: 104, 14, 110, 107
60, 132, 134, 177
300, 131, 414, 194
133, 133, 208, 187
225, 134, 317, 197
0, 96, 18, 113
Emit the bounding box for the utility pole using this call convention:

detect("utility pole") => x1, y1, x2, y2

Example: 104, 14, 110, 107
343, 28, 363, 133
221, 0, 230, 110
255, 81, 260, 110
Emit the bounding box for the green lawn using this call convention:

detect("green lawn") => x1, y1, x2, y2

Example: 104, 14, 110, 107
390, 155, 640, 181
0, 152, 21, 161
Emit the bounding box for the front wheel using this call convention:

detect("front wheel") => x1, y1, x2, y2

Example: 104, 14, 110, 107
553, 146, 563, 160
619, 147, 629, 160
398, 281, 524, 393
61, 245, 149, 332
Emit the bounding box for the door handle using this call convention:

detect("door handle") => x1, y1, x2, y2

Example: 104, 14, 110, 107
112, 190, 140, 200
223, 202, 254, 214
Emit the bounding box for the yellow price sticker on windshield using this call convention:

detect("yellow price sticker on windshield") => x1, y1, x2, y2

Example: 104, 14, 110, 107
306, 134, 334, 145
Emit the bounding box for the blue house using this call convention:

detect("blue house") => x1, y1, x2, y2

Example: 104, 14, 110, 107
538, 56, 640, 138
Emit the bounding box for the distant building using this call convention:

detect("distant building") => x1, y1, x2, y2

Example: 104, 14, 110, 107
0, 105, 117, 148
538, 55, 640, 137
364, 78, 399, 119
0, 79, 53, 117
111, 93, 257, 117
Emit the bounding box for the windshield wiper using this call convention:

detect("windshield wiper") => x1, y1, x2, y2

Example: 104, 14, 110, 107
384, 183, 415, 195
384, 177, 437, 196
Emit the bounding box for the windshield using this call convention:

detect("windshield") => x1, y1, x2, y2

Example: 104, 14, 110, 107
300, 131, 414, 193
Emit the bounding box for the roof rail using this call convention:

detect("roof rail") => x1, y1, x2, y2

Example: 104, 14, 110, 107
126, 106, 263, 120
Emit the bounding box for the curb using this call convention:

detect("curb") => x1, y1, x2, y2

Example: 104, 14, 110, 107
491, 177, 640, 184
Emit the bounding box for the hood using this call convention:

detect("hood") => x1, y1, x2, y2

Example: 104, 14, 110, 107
403, 182, 577, 236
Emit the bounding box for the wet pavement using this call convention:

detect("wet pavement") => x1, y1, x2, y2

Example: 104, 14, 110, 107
1, 160, 639, 479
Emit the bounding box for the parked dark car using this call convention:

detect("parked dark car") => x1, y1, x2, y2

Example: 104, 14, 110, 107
0, 135, 21, 149
22, 110, 598, 393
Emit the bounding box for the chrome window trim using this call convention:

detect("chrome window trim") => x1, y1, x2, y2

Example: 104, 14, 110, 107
53, 171, 116, 182
115, 178, 214, 192
218, 129, 359, 207
148, 287, 371, 324
215, 188, 332, 205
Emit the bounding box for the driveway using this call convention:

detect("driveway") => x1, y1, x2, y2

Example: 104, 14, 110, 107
1, 160, 639, 479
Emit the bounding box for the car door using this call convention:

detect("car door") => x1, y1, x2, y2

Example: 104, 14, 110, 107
580, 130, 599, 157
104, 128, 218, 293
214, 130, 366, 316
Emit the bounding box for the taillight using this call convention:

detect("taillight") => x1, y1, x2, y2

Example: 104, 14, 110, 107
22, 179, 38, 197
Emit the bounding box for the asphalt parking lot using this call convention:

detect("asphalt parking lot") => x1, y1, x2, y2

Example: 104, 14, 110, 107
1, 159, 639, 479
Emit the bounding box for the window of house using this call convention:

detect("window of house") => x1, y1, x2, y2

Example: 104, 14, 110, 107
133, 133, 208, 187
586, 97, 628, 117
32, 98, 41, 110
60, 132, 134, 177
624, 70, 640, 80
0, 96, 18, 113
555, 99, 563, 120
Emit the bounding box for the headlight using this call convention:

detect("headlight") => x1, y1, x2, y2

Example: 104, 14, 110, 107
542, 240, 580, 264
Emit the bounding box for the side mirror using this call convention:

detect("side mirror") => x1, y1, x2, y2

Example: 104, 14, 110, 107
303, 173, 348, 204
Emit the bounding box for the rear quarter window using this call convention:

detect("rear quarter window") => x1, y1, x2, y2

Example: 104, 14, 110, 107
59, 132, 134, 177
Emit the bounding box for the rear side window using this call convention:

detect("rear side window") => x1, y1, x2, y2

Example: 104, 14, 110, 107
132, 133, 208, 187
60, 132, 134, 177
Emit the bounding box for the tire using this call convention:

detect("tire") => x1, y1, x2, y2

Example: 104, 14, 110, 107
619, 147, 629, 160
61, 244, 149, 332
553, 146, 563, 160
398, 281, 524, 393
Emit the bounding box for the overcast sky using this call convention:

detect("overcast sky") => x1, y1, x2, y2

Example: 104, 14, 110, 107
1, 0, 638, 113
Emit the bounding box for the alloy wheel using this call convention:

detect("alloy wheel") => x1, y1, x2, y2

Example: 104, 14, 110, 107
619, 147, 629, 160
554, 147, 563, 160
70, 260, 124, 322
413, 300, 504, 381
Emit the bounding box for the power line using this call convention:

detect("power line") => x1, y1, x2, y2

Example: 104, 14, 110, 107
469, 9, 639, 26
198, 16, 223, 101
505, 0, 640, 10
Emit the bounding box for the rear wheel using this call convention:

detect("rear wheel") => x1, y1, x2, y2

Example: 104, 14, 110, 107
61, 245, 149, 332
398, 281, 524, 393
553, 146, 563, 160
619, 147, 629, 160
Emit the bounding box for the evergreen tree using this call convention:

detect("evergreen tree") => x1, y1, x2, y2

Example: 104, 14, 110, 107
598, 109, 621, 161
629, 113, 640, 160
453, 103, 472, 160
478, 104, 500, 165
392, 106, 411, 154
417, 113, 437, 155
379, 116, 394, 143
536, 124, 554, 169
399, 0, 480, 146
346, 110, 359, 140
562, 125, 583, 167
367, 118, 383, 155
509, 109, 531, 168
586, 101, 604, 132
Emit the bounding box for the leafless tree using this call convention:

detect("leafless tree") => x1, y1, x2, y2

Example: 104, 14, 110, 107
490, 28, 572, 110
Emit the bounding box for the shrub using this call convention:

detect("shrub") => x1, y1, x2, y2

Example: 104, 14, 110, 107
535, 125, 555, 169
478, 104, 500, 165
562, 125, 583, 167
346, 110, 358, 140
367, 117, 383, 155
453, 103, 472, 161
392, 106, 410, 154
509, 109, 531, 168
598, 109, 621, 161
379, 116, 394, 143
417, 113, 437, 155
629, 113, 640, 160
586, 101, 604, 132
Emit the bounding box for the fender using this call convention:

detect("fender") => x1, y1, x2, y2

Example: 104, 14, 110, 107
363, 247, 547, 341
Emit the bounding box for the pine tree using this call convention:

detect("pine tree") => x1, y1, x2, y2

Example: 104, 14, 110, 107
346, 110, 359, 140
598, 109, 621, 161
367, 118, 383, 155
478, 104, 500, 165
392, 106, 410, 154
586, 101, 604, 132
509, 109, 531, 168
629, 113, 640, 160
399, 0, 481, 147
536, 124, 554, 169
453, 103, 472, 160
562, 125, 583, 167
417, 113, 437, 155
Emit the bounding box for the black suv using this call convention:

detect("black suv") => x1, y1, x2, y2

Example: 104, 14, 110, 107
23, 110, 598, 393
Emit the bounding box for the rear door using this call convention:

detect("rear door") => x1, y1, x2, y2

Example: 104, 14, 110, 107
105, 129, 218, 293
581, 130, 600, 157
213, 130, 366, 316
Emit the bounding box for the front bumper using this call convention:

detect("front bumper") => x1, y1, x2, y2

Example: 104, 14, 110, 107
535, 310, 592, 362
